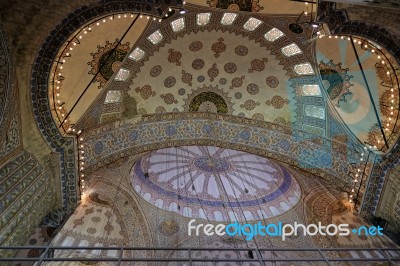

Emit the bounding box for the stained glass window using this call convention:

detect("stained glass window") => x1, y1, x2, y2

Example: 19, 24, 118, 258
281, 43, 302, 57
129, 47, 145, 61
105, 90, 122, 103
243, 17, 262, 31
302, 85, 321, 96
114, 68, 130, 81
264, 28, 284, 42
294, 63, 314, 75
171, 18, 185, 32
304, 105, 325, 119
220, 13, 238, 25
197, 13, 211, 26
147, 30, 163, 45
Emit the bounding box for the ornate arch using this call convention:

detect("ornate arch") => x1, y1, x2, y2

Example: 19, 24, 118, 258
333, 21, 400, 216
30, 0, 182, 211
316, 2, 400, 217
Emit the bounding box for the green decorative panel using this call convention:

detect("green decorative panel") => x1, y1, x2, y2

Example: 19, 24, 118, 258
0, 151, 53, 258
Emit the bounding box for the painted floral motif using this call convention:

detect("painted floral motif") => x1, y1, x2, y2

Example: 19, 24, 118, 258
235, 45, 248, 56
252, 113, 264, 121
164, 76, 176, 88
198, 101, 218, 112
249, 58, 268, 72
266, 96, 290, 109
135, 85, 156, 100
240, 99, 260, 110
73, 218, 84, 228
367, 130, 382, 150
192, 59, 205, 70
227, 3, 240, 10
87, 227, 97, 234
380, 89, 398, 116
104, 222, 114, 235
28, 249, 40, 258
246, 83, 259, 95
230, 76, 245, 89
91, 216, 101, 223
274, 117, 288, 125
234, 92, 242, 99
161, 93, 178, 104
219, 78, 227, 85
178, 88, 186, 96
155, 106, 167, 113
207, 63, 219, 81
224, 62, 237, 74
150, 65, 162, 77
319, 60, 353, 107
85, 207, 94, 215
189, 41, 203, 52
376, 64, 392, 85
181, 70, 193, 86
87, 40, 131, 89
266, 76, 279, 88
211, 38, 226, 58
206, 0, 264, 12
168, 48, 182, 66
251, 0, 264, 12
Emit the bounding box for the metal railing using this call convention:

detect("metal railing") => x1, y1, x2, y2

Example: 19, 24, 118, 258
1, 246, 399, 265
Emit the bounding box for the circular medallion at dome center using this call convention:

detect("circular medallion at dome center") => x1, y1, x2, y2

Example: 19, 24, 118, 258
192, 156, 230, 173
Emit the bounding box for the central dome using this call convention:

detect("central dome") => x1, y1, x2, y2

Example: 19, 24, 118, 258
131, 146, 301, 221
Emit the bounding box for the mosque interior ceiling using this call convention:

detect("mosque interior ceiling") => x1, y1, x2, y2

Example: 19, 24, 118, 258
1, 0, 400, 261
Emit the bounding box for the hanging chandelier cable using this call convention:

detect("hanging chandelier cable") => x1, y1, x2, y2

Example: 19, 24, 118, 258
218, 148, 265, 257
176, 147, 218, 265
226, 149, 285, 260
204, 146, 249, 263
181, 146, 242, 253
223, 148, 273, 231
231, 149, 310, 260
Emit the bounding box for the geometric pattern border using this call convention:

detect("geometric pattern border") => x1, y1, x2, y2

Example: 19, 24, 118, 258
81, 112, 361, 193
